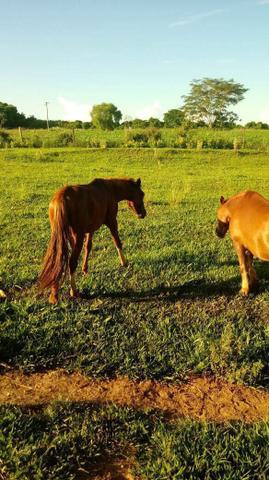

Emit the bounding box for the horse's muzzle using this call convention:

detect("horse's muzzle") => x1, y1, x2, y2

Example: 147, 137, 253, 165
138, 211, 146, 219
215, 220, 229, 238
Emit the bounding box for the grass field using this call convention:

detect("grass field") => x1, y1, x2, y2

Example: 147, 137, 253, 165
2, 127, 269, 150
1, 147, 269, 478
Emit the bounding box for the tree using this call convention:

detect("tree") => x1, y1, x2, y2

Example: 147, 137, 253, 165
24, 115, 47, 128
182, 78, 248, 128
91, 103, 122, 130
163, 109, 184, 128
245, 121, 269, 130
0, 112, 6, 128
148, 117, 163, 128
0, 102, 26, 128
130, 118, 149, 129
213, 111, 238, 129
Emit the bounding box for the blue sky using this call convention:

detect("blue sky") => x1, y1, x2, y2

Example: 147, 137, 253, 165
1, 0, 269, 122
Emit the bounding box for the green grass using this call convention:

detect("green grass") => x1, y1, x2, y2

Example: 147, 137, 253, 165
1, 147, 269, 385
2, 127, 269, 149
1, 147, 269, 478
1, 403, 269, 480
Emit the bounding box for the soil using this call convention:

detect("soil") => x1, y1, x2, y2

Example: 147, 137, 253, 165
0, 370, 269, 423
76, 456, 135, 480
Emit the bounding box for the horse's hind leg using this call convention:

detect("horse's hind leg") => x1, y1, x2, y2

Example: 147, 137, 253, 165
233, 240, 249, 295
69, 234, 84, 298
245, 250, 258, 288
82, 233, 93, 274
49, 282, 59, 304
107, 221, 128, 267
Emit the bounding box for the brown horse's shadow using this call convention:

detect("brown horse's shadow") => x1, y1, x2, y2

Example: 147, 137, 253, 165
80, 276, 245, 303
80, 257, 269, 303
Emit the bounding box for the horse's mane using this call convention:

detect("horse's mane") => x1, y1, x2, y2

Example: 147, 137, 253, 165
89, 177, 136, 185
226, 190, 250, 204
106, 177, 136, 184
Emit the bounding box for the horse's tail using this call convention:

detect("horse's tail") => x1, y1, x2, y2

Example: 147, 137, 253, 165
39, 194, 70, 291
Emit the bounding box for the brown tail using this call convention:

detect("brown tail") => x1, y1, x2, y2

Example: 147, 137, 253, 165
39, 195, 70, 291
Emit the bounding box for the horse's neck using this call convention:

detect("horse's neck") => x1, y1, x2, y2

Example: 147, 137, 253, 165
227, 197, 241, 216
110, 180, 132, 202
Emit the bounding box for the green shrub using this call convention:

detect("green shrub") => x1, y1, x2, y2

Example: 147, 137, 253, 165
147, 127, 162, 142
0, 130, 11, 147
126, 130, 149, 146
31, 135, 43, 148
55, 132, 74, 146
87, 138, 101, 148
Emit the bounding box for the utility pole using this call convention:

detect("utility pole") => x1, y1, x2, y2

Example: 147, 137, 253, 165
45, 101, 50, 130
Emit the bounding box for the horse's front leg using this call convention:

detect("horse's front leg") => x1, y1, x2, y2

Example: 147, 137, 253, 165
69, 234, 84, 298
107, 221, 128, 267
82, 233, 93, 275
233, 240, 249, 295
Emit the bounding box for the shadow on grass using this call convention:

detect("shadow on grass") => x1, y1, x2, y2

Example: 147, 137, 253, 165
80, 257, 269, 303
255, 262, 269, 281
81, 276, 243, 303
7, 256, 269, 305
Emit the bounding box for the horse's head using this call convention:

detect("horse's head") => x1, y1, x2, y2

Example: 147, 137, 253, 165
216, 196, 230, 238
127, 178, 146, 219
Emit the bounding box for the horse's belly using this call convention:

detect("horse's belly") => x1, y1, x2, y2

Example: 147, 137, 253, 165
254, 248, 269, 261
246, 233, 269, 261
79, 210, 106, 233
231, 217, 269, 261
258, 255, 269, 261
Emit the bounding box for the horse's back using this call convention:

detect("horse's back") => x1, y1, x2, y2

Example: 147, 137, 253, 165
50, 180, 111, 233
233, 191, 269, 216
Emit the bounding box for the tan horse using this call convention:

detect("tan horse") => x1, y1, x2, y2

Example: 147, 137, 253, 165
39, 177, 146, 304
216, 190, 269, 295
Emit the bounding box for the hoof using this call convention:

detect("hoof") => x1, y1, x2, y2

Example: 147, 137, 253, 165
82, 265, 88, 275
0, 289, 7, 301
49, 295, 58, 304
240, 288, 249, 296
120, 261, 129, 268
70, 289, 80, 299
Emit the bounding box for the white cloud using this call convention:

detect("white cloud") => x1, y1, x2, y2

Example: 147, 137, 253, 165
258, 109, 269, 123
135, 100, 164, 120
58, 96, 91, 121
169, 9, 225, 27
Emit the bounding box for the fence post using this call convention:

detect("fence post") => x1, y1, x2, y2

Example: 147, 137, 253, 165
18, 126, 23, 142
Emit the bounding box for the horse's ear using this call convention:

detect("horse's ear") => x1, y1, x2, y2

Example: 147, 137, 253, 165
136, 178, 141, 187
220, 196, 226, 204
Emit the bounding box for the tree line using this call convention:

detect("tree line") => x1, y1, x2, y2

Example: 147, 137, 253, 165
1, 78, 268, 130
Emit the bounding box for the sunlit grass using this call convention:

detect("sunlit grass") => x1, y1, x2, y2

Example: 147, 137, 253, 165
1, 147, 269, 385
1, 147, 269, 479
3, 127, 269, 149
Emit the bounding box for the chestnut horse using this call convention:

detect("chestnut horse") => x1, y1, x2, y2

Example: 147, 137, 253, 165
216, 190, 269, 295
39, 177, 146, 303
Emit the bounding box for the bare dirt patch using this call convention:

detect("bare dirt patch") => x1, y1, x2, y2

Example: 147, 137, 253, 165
76, 456, 136, 480
0, 370, 269, 422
